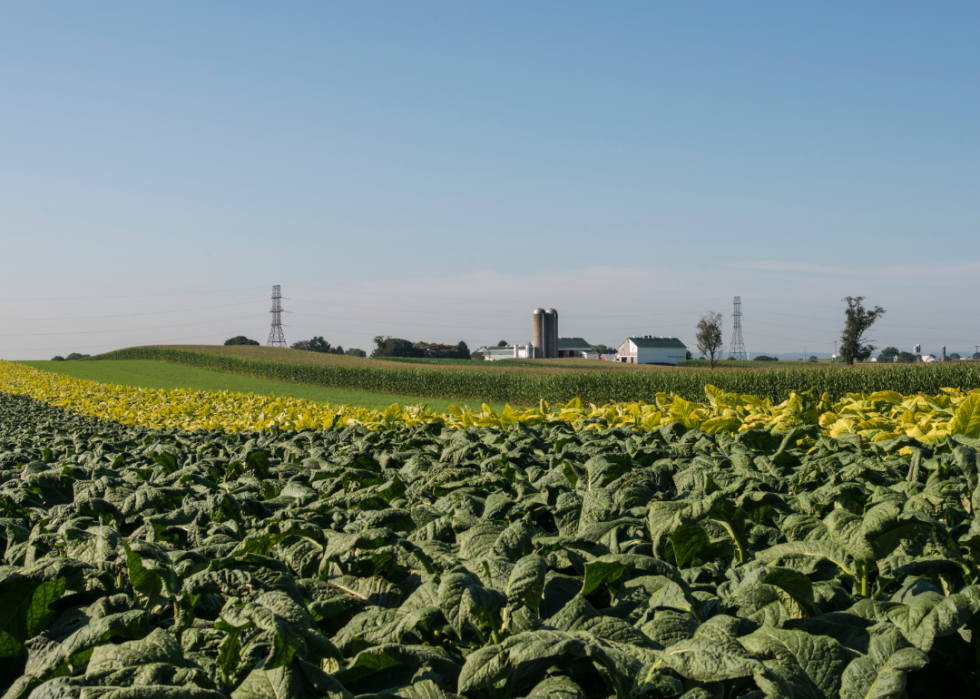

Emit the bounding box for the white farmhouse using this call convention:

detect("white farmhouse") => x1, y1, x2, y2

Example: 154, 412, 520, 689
616, 336, 688, 365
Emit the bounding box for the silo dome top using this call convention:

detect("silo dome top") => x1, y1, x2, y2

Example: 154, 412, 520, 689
533, 308, 545, 314
546, 308, 558, 315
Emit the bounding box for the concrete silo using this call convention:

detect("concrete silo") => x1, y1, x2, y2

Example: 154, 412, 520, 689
532, 308, 545, 359
545, 308, 558, 358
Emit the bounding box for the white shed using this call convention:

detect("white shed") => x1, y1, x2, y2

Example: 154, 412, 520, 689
481, 344, 533, 361
616, 336, 687, 365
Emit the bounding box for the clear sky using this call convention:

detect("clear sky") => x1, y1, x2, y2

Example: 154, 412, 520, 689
2, 2, 977, 360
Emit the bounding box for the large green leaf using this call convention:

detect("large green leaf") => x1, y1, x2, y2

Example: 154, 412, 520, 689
232, 658, 353, 699
839, 627, 929, 699
740, 626, 853, 699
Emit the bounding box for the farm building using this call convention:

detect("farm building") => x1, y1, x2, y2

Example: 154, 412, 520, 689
556, 337, 593, 358
480, 344, 533, 361
616, 336, 687, 365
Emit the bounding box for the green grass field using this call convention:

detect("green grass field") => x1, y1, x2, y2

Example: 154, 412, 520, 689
20, 360, 506, 413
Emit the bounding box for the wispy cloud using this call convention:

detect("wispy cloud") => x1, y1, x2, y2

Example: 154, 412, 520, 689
737, 260, 980, 278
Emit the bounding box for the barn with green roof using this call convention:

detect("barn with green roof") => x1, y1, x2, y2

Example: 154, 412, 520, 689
616, 335, 688, 364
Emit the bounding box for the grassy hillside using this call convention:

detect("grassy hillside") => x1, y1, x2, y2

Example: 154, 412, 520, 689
21, 359, 504, 412
83, 344, 980, 404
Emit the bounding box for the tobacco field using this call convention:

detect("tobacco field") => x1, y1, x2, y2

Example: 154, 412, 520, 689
3, 389, 980, 699
5, 361, 980, 445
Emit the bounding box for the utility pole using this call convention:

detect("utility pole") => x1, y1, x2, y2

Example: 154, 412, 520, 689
728, 296, 747, 360
267, 285, 286, 347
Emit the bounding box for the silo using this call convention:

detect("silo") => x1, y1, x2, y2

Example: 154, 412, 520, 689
532, 308, 545, 359
545, 308, 558, 358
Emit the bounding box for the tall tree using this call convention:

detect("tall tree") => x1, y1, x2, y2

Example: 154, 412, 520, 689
292, 336, 335, 353
878, 346, 900, 361
372, 337, 423, 358
839, 296, 886, 365
695, 312, 724, 369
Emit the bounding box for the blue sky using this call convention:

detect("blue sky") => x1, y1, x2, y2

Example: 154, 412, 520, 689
2, 2, 977, 359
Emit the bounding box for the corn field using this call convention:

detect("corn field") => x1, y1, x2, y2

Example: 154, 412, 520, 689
93, 346, 980, 405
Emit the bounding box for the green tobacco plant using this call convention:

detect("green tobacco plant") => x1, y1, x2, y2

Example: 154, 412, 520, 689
1, 391, 980, 697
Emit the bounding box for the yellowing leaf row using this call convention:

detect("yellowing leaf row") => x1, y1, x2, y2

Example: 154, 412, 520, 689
2, 360, 979, 443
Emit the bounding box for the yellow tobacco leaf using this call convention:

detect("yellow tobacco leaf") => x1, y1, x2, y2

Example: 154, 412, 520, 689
949, 393, 980, 439
700, 416, 742, 434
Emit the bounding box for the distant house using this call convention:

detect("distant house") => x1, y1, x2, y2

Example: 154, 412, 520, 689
479, 344, 533, 361
616, 336, 687, 365
556, 337, 593, 358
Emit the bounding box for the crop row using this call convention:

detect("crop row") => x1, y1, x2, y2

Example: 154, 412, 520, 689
94, 346, 980, 404
2, 391, 980, 698
5, 362, 980, 446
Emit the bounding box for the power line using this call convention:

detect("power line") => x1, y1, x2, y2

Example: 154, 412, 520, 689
0, 314, 266, 337
289, 284, 726, 307
286, 298, 523, 318
0, 329, 268, 353
751, 308, 972, 331
15, 285, 272, 302
746, 297, 980, 316
287, 296, 716, 320
286, 311, 522, 331
0, 299, 266, 322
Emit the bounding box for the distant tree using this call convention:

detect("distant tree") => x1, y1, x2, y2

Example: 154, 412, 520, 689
686, 350, 693, 360
808, 355, 818, 362
471, 351, 485, 361
896, 351, 916, 363
839, 296, 886, 366
949, 353, 961, 361
51, 356, 65, 362
413, 341, 470, 359
591, 344, 615, 354
345, 348, 367, 358
879, 346, 899, 361
225, 335, 259, 345
224, 336, 259, 346
973, 352, 980, 360
695, 312, 724, 369
372, 337, 423, 358
497, 340, 508, 347
292, 336, 341, 353
753, 355, 777, 362
66, 353, 90, 361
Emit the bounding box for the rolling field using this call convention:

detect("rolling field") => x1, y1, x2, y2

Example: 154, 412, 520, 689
21, 359, 505, 412
89, 344, 980, 405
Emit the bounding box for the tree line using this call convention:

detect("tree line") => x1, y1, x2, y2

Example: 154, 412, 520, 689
222, 335, 469, 359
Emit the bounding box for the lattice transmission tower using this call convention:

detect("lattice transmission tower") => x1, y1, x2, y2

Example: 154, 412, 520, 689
267, 285, 287, 347
728, 296, 747, 360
